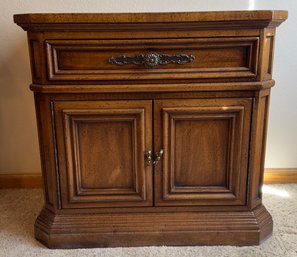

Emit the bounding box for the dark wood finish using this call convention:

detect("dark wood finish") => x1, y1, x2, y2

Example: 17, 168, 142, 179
14, 11, 287, 248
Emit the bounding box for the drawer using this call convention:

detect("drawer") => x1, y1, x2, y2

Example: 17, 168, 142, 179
46, 37, 259, 82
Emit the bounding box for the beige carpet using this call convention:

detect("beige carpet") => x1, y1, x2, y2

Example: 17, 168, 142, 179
0, 184, 296, 257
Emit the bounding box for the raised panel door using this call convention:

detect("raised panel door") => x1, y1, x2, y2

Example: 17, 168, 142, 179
54, 100, 152, 208
154, 98, 252, 206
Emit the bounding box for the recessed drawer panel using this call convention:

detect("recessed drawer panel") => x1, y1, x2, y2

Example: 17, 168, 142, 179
46, 37, 259, 81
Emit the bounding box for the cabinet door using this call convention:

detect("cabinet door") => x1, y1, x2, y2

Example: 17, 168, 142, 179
154, 98, 252, 206
54, 100, 152, 208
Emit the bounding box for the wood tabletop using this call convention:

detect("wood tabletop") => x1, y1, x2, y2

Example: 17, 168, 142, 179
14, 10, 287, 25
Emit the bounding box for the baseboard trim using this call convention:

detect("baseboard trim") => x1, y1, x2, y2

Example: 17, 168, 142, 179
0, 173, 43, 188
0, 169, 296, 188
264, 169, 297, 184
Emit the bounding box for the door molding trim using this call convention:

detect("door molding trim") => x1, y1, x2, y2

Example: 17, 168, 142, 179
0, 169, 296, 188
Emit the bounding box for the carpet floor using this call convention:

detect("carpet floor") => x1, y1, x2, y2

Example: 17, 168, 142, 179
0, 184, 296, 257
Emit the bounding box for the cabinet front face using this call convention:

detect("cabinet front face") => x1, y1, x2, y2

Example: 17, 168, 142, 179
54, 100, 152, 208
154, 98, 252, 206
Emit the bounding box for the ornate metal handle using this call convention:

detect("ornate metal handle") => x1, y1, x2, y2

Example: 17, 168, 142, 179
153, 149, 164, 166
145, 150, 153, 166
109, 53, 195, 68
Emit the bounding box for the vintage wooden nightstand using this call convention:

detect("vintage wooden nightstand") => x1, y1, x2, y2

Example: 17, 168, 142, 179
14, 10, 287, 248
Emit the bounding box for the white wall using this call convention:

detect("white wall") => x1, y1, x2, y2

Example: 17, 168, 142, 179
0, 0, 296, 175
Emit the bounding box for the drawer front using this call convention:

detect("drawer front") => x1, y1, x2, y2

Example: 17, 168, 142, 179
46, 37, 259, 82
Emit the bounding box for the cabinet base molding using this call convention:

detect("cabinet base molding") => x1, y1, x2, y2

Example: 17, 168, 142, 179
35, 205, 272, 248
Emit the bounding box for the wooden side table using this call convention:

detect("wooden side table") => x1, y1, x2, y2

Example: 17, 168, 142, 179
14, 10, 287, 248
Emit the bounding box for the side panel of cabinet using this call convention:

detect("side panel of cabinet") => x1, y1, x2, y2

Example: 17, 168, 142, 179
154, 98, 252, 206
54, 100, 152, 208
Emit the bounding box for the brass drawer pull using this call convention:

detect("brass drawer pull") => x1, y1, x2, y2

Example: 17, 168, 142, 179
109, 53, 195, 68
153, 149, 164, 166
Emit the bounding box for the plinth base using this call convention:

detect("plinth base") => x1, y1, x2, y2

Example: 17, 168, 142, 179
35, 205, 272, 248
